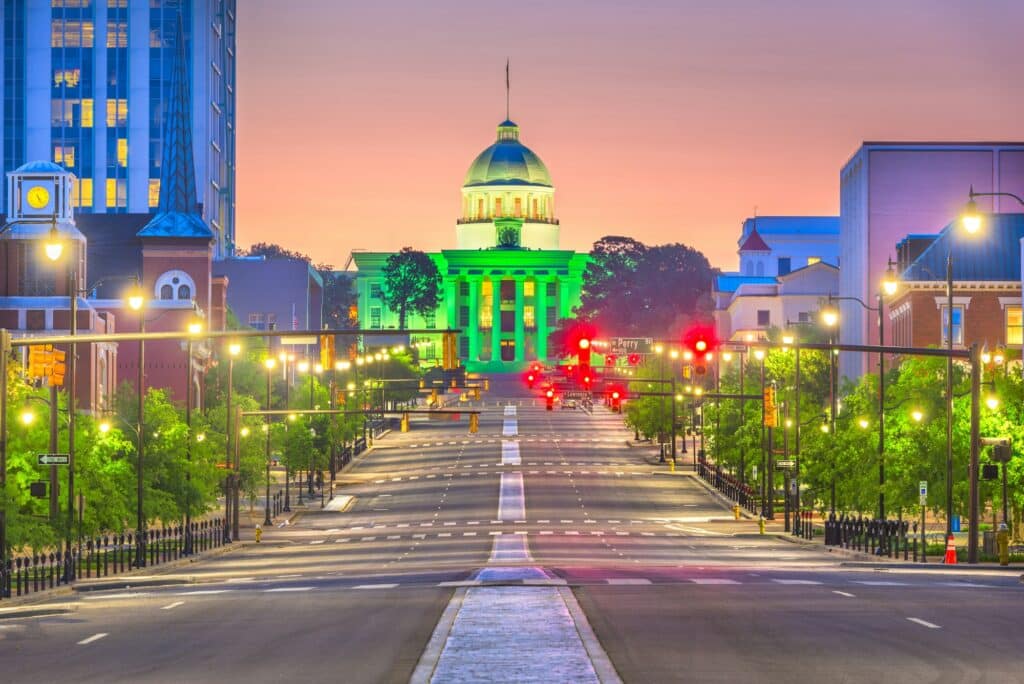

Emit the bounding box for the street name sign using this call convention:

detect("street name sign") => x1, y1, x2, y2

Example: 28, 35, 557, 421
38, 453, 70, 466
776, 460, 795, 469
609, 337, 653, 355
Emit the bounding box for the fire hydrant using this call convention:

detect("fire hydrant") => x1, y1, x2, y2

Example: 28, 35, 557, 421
669, 459, 675, 473
733, 504, 741, 521
255, 524, 263, 544
997, 522, 1009, 566
758, 515, 766, 535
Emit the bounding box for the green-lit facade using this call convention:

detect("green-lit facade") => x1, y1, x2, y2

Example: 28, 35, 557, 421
350, 119, 588, 372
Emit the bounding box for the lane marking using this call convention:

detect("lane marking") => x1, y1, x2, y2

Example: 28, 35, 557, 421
497, 472, 526, 522
690, 578, 739, 585
353, 583, 399, 589
176, 590, 231, 596
853, 581, 909, 586
161, 601, 185, 610
771, 579, 821, 585
832, 591, 856, 598
82, 592, 149, 600
77, 632, 108, 645
264, 587, 314, 592
907, 617, 941, 629
606, 578, 652, 585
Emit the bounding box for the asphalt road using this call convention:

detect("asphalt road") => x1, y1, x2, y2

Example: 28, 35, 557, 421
4, 382, 1022, 683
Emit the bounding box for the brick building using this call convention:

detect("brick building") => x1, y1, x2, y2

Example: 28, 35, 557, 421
889, 213, 1023, 355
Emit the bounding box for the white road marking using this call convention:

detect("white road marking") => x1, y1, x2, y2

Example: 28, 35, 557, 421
264, 587, 314, 593
176, 590, 231, 596
354, 583, 399, 590
161, 601, 185, 610
309, 540, 324, 545
498, 472, 526, 521
77, 633, 108, 645
907, 617, 941, 629
771, 579, 821, 585
690, 579, 740, 585
501, 440, 521, 465
832, 591, 856, 598
606, 578, 651, 585
853, 581, 909, 587
82, 593, 149, 600
335, 538, 350, 543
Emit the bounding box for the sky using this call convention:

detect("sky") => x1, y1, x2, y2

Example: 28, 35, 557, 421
236, 0, 1024, 271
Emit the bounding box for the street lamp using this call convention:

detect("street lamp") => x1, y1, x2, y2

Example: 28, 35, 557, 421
125, 283, 147, 566
263, 357, 276, 525
225, 341, 242, 543
182, 318, 203, 556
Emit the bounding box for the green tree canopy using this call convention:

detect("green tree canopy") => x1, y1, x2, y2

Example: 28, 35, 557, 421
382, 247, 442, 330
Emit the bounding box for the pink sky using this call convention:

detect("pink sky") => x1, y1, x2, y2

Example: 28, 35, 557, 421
236, 0, 1024, 271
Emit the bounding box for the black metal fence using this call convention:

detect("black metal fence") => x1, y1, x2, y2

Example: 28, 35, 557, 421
0, 518, 226, 601
697, 462, 758, 514
824, 514, 911, 560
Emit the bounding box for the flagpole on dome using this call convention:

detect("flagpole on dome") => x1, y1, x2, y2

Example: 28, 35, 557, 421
505, 58, 510, 121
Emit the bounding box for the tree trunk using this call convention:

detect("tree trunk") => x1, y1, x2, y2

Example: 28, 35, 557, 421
398, 304, 407, 330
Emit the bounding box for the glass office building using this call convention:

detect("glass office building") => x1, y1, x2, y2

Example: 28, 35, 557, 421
1, 0, 236, 257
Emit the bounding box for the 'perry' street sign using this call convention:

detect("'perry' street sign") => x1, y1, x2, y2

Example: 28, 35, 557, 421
610, 337, 653, 355
38, 453, 70, 466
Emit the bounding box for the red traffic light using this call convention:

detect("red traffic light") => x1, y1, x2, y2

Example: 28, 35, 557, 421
628, 353, 640, 365
683, 324, 719, 356
528, 374, 535, 382
611, 390, 620, 400
546, 388, 554, 398
578, 338, 591, 350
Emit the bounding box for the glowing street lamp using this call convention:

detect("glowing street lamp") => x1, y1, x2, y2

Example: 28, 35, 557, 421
911, 409, 924, 423
821, 307, 839, 328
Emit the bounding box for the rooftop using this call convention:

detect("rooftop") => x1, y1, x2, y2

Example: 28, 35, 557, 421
902, 213, 1024, 282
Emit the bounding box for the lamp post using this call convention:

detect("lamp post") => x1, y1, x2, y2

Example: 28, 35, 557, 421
753, 348, 766, 517
224, 342, 241, 544
308, 363, 321, 495
296, 359, 310, 504
820, 307, 839, 515
263, 357, 276, 525
126, 285, 146, 566
279, 351, 293, 512
182, 319, 203, 556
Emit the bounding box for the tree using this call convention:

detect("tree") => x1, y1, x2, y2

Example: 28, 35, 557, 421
576, 236, 716, 337
382, 247, 442, 330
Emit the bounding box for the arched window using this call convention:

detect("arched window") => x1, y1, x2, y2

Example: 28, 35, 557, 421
154, 269, 197, 303
755, 261, 765, 277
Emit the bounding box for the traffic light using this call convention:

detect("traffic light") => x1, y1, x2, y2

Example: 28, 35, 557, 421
442, 332, 459, 370
545, 388, 555, 411
469, 413, 479, 434
763, 386, 777, 427
628, 353, 641, 366
582, 374, 592, 390
27, 344, 54, 381
609, 386, 625, 412
50, 348, 66, 387
526, 373, 536, 389
577, 337, 591, 380
683, 324, 719, 376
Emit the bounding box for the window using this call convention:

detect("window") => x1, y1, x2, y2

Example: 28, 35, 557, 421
177, 285, 191, 300
160, 285, 173, 300
546, 305, 557, 328
424, 310, 436, 329
459, 336, 470, 358
153, 270, 196, 302
106, 20, 128, 48
807, 257, 821, 265
547, 282, 556, 297
524, 305, 536, 329
940, 305, 964, 346
74, 178, 93, 208
494, 197, 503, 216
369, 283, 382, 299
500, 310, 515, 332
116, 138, 127, 167
532, 198, 538, 218
248, 312, 265, 330
500, 280, 515, 303
459, 281, 469, 297
148, 179, 160, 207
1006, 306, 1022, 346
80, 99, 93, 127
106, 99, 128, 127
106, 178, 126, 208
500, 339, 515, 361
755, 262, 764, 277
52, 20, 94, 48
523, 281, 535, 297
53, 69, 81, 88
514, 197, 522, 217
459, 306, 470, 327
54, 145, 75, 168
798, 312, 810, 323
480, 280, 494, 329
370, 307, 382, 329
757, 310, 770, 327
777, 257, 791, 276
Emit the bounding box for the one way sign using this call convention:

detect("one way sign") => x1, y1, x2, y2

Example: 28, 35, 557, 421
37, 453, 70, 466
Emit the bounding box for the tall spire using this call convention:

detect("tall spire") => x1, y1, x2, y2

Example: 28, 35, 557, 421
138, 11, 212, 239
505, 58, 510, 121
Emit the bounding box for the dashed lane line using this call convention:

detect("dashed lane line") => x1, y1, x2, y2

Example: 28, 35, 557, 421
77, 633, 108, 645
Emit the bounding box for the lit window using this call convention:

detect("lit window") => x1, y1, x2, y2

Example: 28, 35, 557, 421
54, 145, 75, 168
106, 99, 128, 127
51, 20, 95, 48
106, 179, 126, 208
514, 197, 522, 218
74, 178, 93, 208
481, 281, 493, 297
117, 138, 127, 167
524, 305, 536, 329
148, 179, 160, 208
494, 197, 503, 216
532, 198, 538, 218
80, 99, 94, 127
479, 305, 493, 329
1006, 306, 1022, 346
807, 257, 821, 265
523, 281, 535, 297
370, 307, 382, 329
941, 305, 964, 346
106, 21, 128, 48
53, 69, 81, 88
477, 198, 484, 218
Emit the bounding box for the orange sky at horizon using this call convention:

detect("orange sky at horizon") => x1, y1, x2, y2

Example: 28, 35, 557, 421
235, 0, 1024, 272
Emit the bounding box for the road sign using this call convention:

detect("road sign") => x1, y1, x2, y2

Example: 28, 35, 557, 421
919, 480, 927, 506
776, 460, 795, 469
37, 453, 70, 466
609, 337, 653, 355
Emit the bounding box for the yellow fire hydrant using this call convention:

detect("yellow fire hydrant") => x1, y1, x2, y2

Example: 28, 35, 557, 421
997, 522, 1009, 566
758, 515, 766, 535
669, 459, 675, 473
255, 524, 263, 544
733, 504, 741, 521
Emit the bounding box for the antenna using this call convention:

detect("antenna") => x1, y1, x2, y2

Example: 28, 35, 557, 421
505, 58, 510, 120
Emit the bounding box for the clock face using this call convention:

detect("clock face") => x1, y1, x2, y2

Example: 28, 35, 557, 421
26, 185, 51, 210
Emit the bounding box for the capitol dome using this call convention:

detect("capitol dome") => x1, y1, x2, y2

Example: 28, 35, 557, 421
462, 120, 552, 188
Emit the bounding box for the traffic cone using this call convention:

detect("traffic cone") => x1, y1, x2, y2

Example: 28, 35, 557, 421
943, 534, 957, 564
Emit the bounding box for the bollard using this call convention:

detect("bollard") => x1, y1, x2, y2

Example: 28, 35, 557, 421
733, 504, 741, 521
997, 523, 1010, 566
759, 516, 766, 535
255, 524, 263, 544
669, 459, 675, 473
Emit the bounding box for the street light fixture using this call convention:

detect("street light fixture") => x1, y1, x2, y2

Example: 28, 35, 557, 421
125, 283, 148, 566
911, 409, 924, 423
44, 224, 63, 262
19, 409, 35, 426
858, 418, 869, 429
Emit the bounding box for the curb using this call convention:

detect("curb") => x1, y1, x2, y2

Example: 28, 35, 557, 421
72, 575, 194, 592
0, 603, 76, 620
689, 474, 756, 520
839, 560, 1024, 574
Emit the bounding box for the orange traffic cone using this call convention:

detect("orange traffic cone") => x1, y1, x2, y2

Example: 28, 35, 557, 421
943, 534, 957, 564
